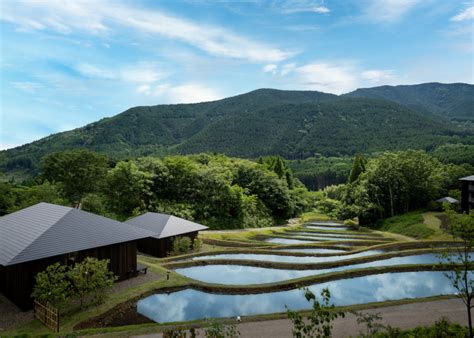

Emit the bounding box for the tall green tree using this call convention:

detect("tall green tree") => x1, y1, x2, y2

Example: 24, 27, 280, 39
41, 149, 109, 204
348, 154, 366, 183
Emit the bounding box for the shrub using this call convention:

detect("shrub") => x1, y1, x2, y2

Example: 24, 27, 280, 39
204, 320, 240, 338
192, 238, 203, 252
169, 236, 193, 256
31, 263, 71, 308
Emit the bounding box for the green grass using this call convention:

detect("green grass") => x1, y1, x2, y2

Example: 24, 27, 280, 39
379, 211, 435, 239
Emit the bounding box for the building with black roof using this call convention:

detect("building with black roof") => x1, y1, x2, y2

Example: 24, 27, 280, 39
126, 212, 208, 257
0, 203, 153, 310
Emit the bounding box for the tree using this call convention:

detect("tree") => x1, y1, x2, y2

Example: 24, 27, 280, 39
41, 149, 109, 204
68, 258, 116, 308
31, 263, 71, 308
439, 210, 474, 337
105, 161, 153, 215
348, 154, 366, 183
286, 288, 344, 338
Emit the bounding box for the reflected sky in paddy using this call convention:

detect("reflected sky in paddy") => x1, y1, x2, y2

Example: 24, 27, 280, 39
287, 231, 379, 238
193, 250, 384, 264
266, 238, 317, 244
273, 248, 347, 254
137, 271, 457, 323
305, 225, 350, 231
177, 253, 449, 285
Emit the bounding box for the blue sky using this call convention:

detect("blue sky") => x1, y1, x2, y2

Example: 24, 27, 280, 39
0, 0, 473, 150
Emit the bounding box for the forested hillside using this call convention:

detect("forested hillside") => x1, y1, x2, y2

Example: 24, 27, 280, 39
1, 85, 473, 180
346, 82, 474, 121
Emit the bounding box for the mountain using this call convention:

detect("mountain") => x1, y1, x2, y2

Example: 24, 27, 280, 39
1, 85, 473, 178
346, 82, 474, 121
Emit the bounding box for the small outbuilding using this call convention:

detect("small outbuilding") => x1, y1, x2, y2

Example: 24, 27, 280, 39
126, 212, 208, 257
436, 197, 459, 204
0, 203, 153, 310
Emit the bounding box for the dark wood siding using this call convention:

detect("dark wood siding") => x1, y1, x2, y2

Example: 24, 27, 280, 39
0, 241, 138, 311
138, 232, 198, 258
461, 180, 474, 214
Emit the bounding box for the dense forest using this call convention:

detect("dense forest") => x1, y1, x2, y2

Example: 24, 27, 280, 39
1, 83, 473, 181
313, 150, 473, 225
347, 82, 474, 122
0, 151, 314, 229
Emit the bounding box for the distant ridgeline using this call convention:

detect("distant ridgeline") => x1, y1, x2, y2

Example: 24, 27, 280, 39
1, 82, 473, 187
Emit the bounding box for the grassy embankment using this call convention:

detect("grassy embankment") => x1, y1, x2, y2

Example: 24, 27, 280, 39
379, 211, 453, 240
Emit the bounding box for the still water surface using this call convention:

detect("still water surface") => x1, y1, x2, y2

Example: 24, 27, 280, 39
137, 271, 456, 323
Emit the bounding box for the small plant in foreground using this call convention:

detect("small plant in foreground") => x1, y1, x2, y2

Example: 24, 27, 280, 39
352, 311, 385, 337
286, 288, 344, 338
204, 319, 240, 338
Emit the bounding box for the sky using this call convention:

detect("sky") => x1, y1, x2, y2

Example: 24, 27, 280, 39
0, 0, 473, 150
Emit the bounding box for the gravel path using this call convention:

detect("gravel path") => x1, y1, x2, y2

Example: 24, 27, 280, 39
131, 298, 471, 338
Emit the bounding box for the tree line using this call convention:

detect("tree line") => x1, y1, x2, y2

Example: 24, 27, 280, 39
0, 150, 315, 229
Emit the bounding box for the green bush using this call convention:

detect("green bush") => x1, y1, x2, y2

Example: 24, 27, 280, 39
192, 238, 203, 252
169, 236, 193, 256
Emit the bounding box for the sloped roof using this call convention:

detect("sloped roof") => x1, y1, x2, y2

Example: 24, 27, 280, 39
0, 203, 154, 266
460, 175, 474, 181
126, 212, 208, 239
436, 197, 459, 204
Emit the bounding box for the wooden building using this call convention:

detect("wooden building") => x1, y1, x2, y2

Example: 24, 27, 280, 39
126, 212, 208, 257
460, 175, 474, 214
0, 203, 153, 310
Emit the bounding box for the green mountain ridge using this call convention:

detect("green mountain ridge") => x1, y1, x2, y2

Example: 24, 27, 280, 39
1, 84, 473, 178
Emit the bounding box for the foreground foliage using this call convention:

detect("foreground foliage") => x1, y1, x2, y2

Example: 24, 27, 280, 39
286, 288, 344, 338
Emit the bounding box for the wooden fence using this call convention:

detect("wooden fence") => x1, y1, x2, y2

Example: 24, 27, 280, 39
34, 300, 59, 332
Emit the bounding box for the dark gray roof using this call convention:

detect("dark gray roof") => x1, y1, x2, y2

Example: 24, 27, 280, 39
436, 197, 459, 204
126, 212, 208, 239
460, 175, 474, 181
0, 203, 154, 266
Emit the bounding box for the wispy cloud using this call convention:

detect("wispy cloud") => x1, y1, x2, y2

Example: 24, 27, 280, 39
274, 0, 329, 14
11, 81, 43, 93
451, 5, 474, 22
286, 24, 320, 31
139, 83, 222, 104
361, 69, 396, 84
75, 62, 163, 84
364, 0, 420, 22
263, 64, 278, 74
0, 0, 292, 63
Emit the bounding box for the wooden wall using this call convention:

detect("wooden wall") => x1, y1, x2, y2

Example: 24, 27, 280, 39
0, 241, 138, 311
138, 232, 198, 258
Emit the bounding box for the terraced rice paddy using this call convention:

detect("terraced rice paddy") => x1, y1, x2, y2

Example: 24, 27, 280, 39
134, 221, 464, 325
176, 253, 452, 285
138, 271, 457, 323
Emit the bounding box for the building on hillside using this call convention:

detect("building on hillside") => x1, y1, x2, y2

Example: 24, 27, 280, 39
436, 197, 459, 204
0, 203, 153, 310
126, 212, 208, 257
460, 175, 474, 214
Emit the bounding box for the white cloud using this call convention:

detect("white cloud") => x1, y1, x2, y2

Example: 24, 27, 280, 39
11, 81, 43, 93
281, 63, 297, 76
365, 0, 420, 22
286, 24, 320, 31
0, 0, 292, 63
75, 62, 162, 84
276, 1, 330, 14
361, 69, 396, 83
139, 83, 221, 104
263, 64, 278, 74
451, 5, 474, 22
293, 62, 358, 94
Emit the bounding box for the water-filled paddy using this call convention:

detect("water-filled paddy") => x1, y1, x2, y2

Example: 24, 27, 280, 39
137, 271, 457, 323
177, 253, 448, 285
309, 222, 345, 226
306, 226, 350, 231
286, 231, 379, 238
274, 248, 347, 254
266, 238, 318, 244
193, 250, 384, 264
275, 236, 368, 242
